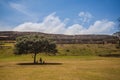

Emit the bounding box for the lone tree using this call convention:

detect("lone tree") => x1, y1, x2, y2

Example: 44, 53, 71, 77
14, 35, 57, 63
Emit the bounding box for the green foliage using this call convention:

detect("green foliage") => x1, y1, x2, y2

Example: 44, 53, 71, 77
14, 35, 57, 63
15, 35, 57, 54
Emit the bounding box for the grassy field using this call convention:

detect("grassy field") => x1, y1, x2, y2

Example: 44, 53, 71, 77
0, 55, 120, 80
0, 43, 120, 80
57, 44, 120, 56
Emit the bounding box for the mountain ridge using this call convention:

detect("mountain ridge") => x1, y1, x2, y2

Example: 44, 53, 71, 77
0, 31, 119, 44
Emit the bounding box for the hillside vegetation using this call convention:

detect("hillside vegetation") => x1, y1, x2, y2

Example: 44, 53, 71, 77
0, 42, 120, 57
57, 44, 120, 56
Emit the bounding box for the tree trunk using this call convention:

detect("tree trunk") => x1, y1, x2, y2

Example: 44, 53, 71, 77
34, 53, 37, 64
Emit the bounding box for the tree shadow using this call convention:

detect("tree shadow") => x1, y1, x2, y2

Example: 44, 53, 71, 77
17, 62, 62, 65
98, 54, 120, 58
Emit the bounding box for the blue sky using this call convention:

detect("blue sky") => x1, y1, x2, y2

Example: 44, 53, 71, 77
0, 0, 120, 35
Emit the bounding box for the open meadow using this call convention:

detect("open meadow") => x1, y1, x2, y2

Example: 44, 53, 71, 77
1, 0, 120, 80
0, 43, 120, 80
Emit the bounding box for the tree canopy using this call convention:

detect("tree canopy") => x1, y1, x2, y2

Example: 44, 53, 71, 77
14, 35, 57, 63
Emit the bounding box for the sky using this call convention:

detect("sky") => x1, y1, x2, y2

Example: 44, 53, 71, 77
0, 0, 120, 35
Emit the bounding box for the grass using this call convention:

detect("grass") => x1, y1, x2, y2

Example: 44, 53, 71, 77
57, 44, 120, 56
0, 43, 120, 80
0, 55, 120, 80
0, 43, 120, 57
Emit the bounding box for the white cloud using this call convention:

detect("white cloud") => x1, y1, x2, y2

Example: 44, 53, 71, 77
65, 24, 84, 35
79, 11, 92, 23
13, 12, 66, 34
13, 12, 115, 35
85, 20, 115, 34
64, 20, 115, 35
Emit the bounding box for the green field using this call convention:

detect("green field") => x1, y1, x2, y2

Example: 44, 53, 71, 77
0, 43, 120, 80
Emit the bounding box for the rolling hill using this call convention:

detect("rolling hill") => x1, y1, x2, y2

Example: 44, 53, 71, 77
0, 31, 119, 44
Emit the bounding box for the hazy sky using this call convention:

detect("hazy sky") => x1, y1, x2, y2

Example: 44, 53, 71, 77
0, 0, 120, 35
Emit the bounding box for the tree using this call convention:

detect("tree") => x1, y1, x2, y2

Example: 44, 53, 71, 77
14, 35, 57, 63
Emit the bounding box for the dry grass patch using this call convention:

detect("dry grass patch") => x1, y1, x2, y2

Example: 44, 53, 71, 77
0, 56, 120, 80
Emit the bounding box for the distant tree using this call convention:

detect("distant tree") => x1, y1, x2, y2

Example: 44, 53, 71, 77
14, 35, 57, 63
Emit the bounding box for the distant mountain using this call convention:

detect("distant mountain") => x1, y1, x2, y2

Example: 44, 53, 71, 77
0, 31, 119, 44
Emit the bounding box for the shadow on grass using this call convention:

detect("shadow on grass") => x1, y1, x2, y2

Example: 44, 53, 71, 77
17, 62, 62, 65
98, 54, 120, 58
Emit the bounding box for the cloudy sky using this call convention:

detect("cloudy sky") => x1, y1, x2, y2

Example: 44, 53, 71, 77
0, 0, 120, 35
